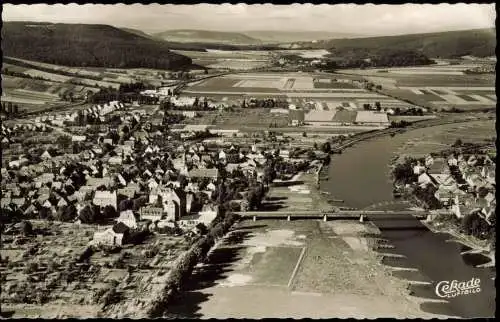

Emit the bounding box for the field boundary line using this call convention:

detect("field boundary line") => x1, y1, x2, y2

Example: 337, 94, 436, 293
287, 246, 307, 289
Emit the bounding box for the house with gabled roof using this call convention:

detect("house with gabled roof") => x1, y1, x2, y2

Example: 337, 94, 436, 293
93, 191, 117, 209
413, 163, 426, 175
429, 173, 456, 187
57, 198, 68, 208
427, 158, 449, 176
52, 181, 63, 190
35, 173, 55, 185
92, 227, 125, 246
10, 196, 26, 207
148, 178, 159, 190
116, 210, 138, 229
417, 173, 434, 188
140, 206, 164, 222
72, 135, 86, 142
465, 173, 485, 191
143, 169, 153, 178
116, 174, 127, 186
8, 160, 21, 169
447, 155, 458, 167
24, 204, 39, 216
41, 150, 52, 161
108, 156, 123, 165
186, 182, 200, 193
467, 155, 478, 166
1, 197, 12, 209
188, 168, 219, 181
87, 177, 113, 189
484, 192, 495, 207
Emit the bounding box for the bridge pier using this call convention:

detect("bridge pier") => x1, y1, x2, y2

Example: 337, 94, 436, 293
323, 214, 327, 222
359, 215, 364, 223
253, 216, 256, 222
287, 215, 291, 221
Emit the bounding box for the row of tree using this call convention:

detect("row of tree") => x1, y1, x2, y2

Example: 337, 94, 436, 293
147, 210, 238, 317
1, 101, 20, 116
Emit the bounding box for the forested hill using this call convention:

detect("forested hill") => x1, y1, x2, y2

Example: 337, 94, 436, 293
2, 22, 193, 70
301, 28, 496, 59
154, 29, 261, 45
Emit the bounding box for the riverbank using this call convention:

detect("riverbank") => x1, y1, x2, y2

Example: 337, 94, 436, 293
262, 170, 334, 212
165, 219, 455, 318
318, 117, 495, 317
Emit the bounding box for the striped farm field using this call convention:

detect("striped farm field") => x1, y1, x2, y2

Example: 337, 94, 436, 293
189, 76, 240, 90
394, 74, 495, 87
70, 77, 120, 89
2, 63, 29, 73
313, 81, 358, 89
455, 94, 482, 102
452, 89, 496, 97
285, 92, 387, 98
22, 69, 72, 82
2, 90, 59, 105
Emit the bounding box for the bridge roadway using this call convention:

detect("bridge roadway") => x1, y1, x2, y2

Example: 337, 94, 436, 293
235, 210, 453, 222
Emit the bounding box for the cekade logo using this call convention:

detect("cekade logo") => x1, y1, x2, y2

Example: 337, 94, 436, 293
435, 278, 481, 298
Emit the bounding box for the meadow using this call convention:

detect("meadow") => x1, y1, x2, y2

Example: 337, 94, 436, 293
342, 62, 497, 111
1, 57, 174, 113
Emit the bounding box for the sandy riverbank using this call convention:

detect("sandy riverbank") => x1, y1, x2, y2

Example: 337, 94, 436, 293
163, 167, 458, 318
165, 219, 456, 319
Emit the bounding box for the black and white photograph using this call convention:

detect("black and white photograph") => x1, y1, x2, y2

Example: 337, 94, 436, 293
0, 3, 496, 319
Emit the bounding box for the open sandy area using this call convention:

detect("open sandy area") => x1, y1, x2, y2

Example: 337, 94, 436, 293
165, 220, 456, 319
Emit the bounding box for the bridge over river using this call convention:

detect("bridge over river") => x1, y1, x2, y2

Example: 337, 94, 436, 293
235, 210, 452, 222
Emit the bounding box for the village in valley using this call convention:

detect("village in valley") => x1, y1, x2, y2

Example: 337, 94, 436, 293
0, 3, 496, 320
0, 88, 336, 316
392, 146, 496, 243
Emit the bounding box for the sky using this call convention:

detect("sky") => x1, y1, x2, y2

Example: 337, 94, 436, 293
2, 3, 496, 36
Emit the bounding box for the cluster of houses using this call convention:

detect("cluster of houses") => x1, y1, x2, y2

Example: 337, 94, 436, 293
1, 123, 51, 147
412, 153, 496, 223
2, 99, 322, 249
34, 101, 124, 127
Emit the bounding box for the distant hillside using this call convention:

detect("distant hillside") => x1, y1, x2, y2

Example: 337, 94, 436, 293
243, 30, 361, 43
154, 29, 261, 45
301, 28, 496, 58
120, 27, 161, 40
2, 22, 193, 70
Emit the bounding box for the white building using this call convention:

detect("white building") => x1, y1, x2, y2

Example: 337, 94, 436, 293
171, 96, 196, 107
116, 210, 138, 229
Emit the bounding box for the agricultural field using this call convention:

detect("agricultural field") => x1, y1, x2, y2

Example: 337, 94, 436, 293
1, 57, 174, 113
277, 49, 331, 58
338, 61, 495, 111
184, 73, 388, 102
313, 79, 359, 89
172, 49, 273, 71
0, 220, 189, 318
185, 108, 290, 128
394, 119, 496, 159
206, 60, 270, 70
1, 75, 99, 112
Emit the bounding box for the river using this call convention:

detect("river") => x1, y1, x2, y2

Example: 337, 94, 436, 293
321, 121, 496, 318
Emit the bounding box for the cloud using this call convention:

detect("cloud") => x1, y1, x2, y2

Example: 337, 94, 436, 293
2, 3, 495, 35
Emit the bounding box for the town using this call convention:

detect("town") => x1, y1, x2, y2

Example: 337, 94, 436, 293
392, 143, 496, 245
1, 92, 337, 316
1, 3, 496, 320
